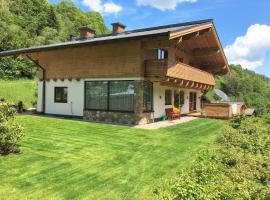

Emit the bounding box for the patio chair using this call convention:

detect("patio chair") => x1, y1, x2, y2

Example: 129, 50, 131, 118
165, 107, 181, 121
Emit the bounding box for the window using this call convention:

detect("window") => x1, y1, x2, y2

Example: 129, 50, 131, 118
165, 90, 172, 105
157, 49, 168, 60
54, 87, 68, 103
85, 81, 134, 112
143, 81, 153, 112
174, 90, 180, 108
180, 91, 185, 107
85, 81, 108, 110
109, 81, 134, 111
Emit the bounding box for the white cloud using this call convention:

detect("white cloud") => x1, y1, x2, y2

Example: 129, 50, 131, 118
82, 0, 122, 14
136, 0, 197, 11
103, 2, 122, 14
225, 24, 270, 70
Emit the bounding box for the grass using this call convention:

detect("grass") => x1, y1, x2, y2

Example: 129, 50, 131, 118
0, 116, 226, 200
0, 79, 36, 108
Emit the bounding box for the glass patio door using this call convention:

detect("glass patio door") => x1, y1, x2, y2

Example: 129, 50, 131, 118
189, 92, 197, 112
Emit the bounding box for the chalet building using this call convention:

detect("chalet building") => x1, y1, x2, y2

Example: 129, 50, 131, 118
0, 19, 229, 124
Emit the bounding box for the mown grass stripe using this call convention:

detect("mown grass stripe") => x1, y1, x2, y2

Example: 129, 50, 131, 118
0, 115, 226, 199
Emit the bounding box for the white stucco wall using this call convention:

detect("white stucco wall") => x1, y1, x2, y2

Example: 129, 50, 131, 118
37, 80, 84, 116
37, 79, 202, 118
153, 82, 202, 119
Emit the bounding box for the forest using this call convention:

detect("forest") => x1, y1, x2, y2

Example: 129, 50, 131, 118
0, 0, 109, 79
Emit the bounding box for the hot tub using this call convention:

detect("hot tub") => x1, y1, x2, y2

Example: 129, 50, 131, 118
203, 102, 246, 119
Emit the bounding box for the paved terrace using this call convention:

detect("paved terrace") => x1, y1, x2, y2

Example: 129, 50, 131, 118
134, 116, 198, 129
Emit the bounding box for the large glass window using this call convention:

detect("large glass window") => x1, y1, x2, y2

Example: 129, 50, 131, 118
165, 89, 172, 105
85, 81, 134, 112
109, 81, 134, 111
143, 81, 153, 112
85, 81, 108, 110
54, 87, 68, 103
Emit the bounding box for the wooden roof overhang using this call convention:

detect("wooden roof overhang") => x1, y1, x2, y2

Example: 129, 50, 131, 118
169, 22, 230, 75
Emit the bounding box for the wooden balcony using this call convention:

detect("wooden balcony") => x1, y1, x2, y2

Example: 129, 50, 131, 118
145, 59, 215, 89
144, 59, 168, 77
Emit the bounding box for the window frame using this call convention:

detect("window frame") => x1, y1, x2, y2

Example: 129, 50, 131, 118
157, 48, 168, 60
84, 80, 135, 113
54, 87, 68, 103
84, 81, 109, 111
109, 80, 135, 112
143, 81, 154, 113
165, 89, 172, 105
180, 91, 185, 107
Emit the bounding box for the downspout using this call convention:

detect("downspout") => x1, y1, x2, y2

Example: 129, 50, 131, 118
26, 55, 46, 114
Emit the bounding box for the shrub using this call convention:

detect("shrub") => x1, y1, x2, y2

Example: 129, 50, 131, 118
0, 102, 23, 155
154, 116, 270, 200
17, 101, 24, 113
230, 114, 246, 129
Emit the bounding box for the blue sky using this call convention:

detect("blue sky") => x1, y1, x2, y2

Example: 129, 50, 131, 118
49, 0, 270, 77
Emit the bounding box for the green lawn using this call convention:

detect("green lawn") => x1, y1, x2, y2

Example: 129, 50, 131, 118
0, 79, 36, 108
0, 116, 226, 200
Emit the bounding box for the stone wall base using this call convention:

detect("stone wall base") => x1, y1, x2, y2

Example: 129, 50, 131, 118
84, 110, 154, 125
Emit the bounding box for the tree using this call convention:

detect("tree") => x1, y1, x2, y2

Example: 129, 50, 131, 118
0, 0, 109, 79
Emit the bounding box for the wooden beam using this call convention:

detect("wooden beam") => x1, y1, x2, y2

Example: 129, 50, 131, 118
160, 81, 179, 88
189, 63, 226, 72
192, 47, 220, 57
169, 23, 212, 39
177, 37, 183, 44
179, 80, 184, 86
182, 31, 200, 41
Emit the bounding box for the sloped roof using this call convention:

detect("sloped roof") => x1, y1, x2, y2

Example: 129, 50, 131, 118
0, 19, 213, 57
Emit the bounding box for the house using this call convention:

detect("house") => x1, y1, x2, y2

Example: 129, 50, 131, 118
0, 19, 229, 125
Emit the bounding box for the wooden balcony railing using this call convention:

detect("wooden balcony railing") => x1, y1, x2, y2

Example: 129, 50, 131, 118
167, 62, 215, 86
144, 59, 215, 86
144, 59, 168, 77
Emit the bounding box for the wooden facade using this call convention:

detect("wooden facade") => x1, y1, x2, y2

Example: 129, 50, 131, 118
0, 19, 230, 91
23, 22, 229, 90
29, 39, 142, 79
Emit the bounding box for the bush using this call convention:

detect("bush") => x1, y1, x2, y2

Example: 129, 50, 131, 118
230, 114, 246, 129
154, 116, 270, 200
0, 102, 23, 155
17, 101, 24, 113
